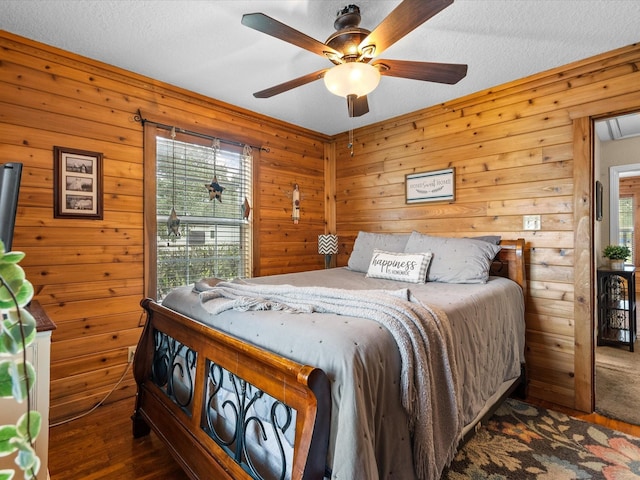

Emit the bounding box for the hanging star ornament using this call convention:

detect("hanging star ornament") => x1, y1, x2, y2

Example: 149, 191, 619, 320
205, 176, 225, 202
167, 207, 181, 236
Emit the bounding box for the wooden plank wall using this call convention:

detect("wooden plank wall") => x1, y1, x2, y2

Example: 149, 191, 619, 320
334, 42, 640, 409
0, 31, 329, 423
2, 27, 639, 420
619, 177, 640, 272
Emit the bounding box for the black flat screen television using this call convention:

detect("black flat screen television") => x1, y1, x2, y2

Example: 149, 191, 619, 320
0, 162, 23, 252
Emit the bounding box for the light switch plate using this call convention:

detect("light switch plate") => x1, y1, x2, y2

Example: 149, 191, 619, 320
523, 215, 541, 231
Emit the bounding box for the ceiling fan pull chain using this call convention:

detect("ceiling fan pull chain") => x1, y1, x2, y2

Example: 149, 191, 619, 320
346, 94, 354, 156
348, 124, 354, 157
349, 95, 356, 156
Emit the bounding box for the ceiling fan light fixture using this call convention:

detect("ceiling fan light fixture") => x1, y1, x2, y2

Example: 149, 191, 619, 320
323, 62, 380, 98
359, 44, 376, 59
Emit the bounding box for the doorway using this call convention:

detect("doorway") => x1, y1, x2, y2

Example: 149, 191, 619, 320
594, 113, 640, 425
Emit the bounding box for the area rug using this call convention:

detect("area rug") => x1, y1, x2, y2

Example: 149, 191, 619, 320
441, 398, 640, 479
595, 343, 640, 426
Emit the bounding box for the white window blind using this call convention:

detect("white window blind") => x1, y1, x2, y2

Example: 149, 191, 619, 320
619, 196, 634, 264
156, 136, 252, 300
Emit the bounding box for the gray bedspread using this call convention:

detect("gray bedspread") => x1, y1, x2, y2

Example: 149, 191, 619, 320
162, 267, 525, 480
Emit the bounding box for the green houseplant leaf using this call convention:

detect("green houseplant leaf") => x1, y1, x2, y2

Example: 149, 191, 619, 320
0, 264, 25, 305
0, 279, 33, 311
16, 412, 41, 444
0, 241, 40, 479
0, 251, 25, 264
0, 361, 36, 402
14, 442, 39, 477
603, 244, 631, 260
0, 425, 18, 456
0, 310, 36, 355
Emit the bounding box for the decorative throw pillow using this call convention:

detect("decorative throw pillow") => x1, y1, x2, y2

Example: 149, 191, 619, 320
366, 249, 432, 283
347, 231, 411, 273
404, 232, 501, 284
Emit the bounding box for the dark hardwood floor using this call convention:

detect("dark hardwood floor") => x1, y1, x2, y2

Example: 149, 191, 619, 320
49, 397, 189, 480
48, 395, 640, 480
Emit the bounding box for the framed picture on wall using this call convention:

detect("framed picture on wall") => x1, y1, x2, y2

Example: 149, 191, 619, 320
405, 168, 455, 204
596, 180, 603, 221
54, 146, 103, 219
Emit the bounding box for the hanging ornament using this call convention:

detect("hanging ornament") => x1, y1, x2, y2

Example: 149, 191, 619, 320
292, 183, 300, 224
204, 139, 224, 202
167, 206, 181, 237
241, 145, 253, 221
205, 176, 225, 202
167, 126, 181, 237
242, 197, 251, 220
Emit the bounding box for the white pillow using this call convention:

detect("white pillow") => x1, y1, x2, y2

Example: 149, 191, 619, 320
404, 232, 501, 284
366, 249, 432, 283
347, 231, 411, 272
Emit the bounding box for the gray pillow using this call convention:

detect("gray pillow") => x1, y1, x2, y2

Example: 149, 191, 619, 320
469, 235, 501, 245
404, 232, 501, 284
347, 231, 410, 273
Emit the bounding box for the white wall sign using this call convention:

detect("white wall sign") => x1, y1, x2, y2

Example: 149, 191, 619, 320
405, 168, 455, 204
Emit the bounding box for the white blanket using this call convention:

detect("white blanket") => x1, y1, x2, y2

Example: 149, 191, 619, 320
197, 279, 463, 480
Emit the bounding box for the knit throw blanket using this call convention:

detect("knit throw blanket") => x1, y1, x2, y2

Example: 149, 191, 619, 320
196, 279, 463, 480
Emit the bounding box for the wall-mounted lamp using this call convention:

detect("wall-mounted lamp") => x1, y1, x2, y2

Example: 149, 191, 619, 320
323, 62, 381, 98
318, 234, 339, 269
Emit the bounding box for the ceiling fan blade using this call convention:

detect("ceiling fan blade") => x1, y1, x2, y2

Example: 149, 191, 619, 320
374, 59, 467, 84
242, 13, 341, 59
347, 94, 369, 117
253, 69, 328, 98
359, 0, 454, 58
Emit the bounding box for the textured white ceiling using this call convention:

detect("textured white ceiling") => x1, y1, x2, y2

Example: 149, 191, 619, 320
2, 0, 639, 135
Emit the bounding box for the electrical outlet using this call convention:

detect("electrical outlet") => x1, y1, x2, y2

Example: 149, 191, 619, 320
128, 346, 137, 363
523, 215, 541, 231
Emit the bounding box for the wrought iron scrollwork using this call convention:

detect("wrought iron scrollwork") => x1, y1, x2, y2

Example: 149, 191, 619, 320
202, 359, 295, 480
603, 274, 629, 328
151, 330, 197, 415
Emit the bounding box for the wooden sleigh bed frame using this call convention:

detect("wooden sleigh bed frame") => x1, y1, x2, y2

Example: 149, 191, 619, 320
132, 238, 526, 480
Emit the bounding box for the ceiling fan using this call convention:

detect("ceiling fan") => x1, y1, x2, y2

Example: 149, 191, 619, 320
241, 0, 468, 118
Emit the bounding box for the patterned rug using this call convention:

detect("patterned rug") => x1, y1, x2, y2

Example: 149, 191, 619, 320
441, 398, 640, 479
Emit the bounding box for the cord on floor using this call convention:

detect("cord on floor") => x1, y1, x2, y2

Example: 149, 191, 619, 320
49, 361, 132, 428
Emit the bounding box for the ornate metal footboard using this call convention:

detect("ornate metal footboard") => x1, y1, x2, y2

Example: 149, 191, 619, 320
132, 298, 331, 480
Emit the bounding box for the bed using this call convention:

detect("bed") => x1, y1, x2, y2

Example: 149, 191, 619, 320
132, 233, 526, 480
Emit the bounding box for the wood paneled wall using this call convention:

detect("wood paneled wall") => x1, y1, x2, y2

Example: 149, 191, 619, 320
2, 26, 640, 421
334, 42, 640, 410
0, 31, 329, 423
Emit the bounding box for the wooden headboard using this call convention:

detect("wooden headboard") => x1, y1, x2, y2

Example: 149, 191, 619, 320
491, 238, 526, 292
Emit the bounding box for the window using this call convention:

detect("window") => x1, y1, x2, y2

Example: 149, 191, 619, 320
155, 135, 252, 300
618, 196, 634, 264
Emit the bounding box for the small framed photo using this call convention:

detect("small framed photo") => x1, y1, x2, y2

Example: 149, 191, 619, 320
406, 168, 455, 204
54, 146, 103, 219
